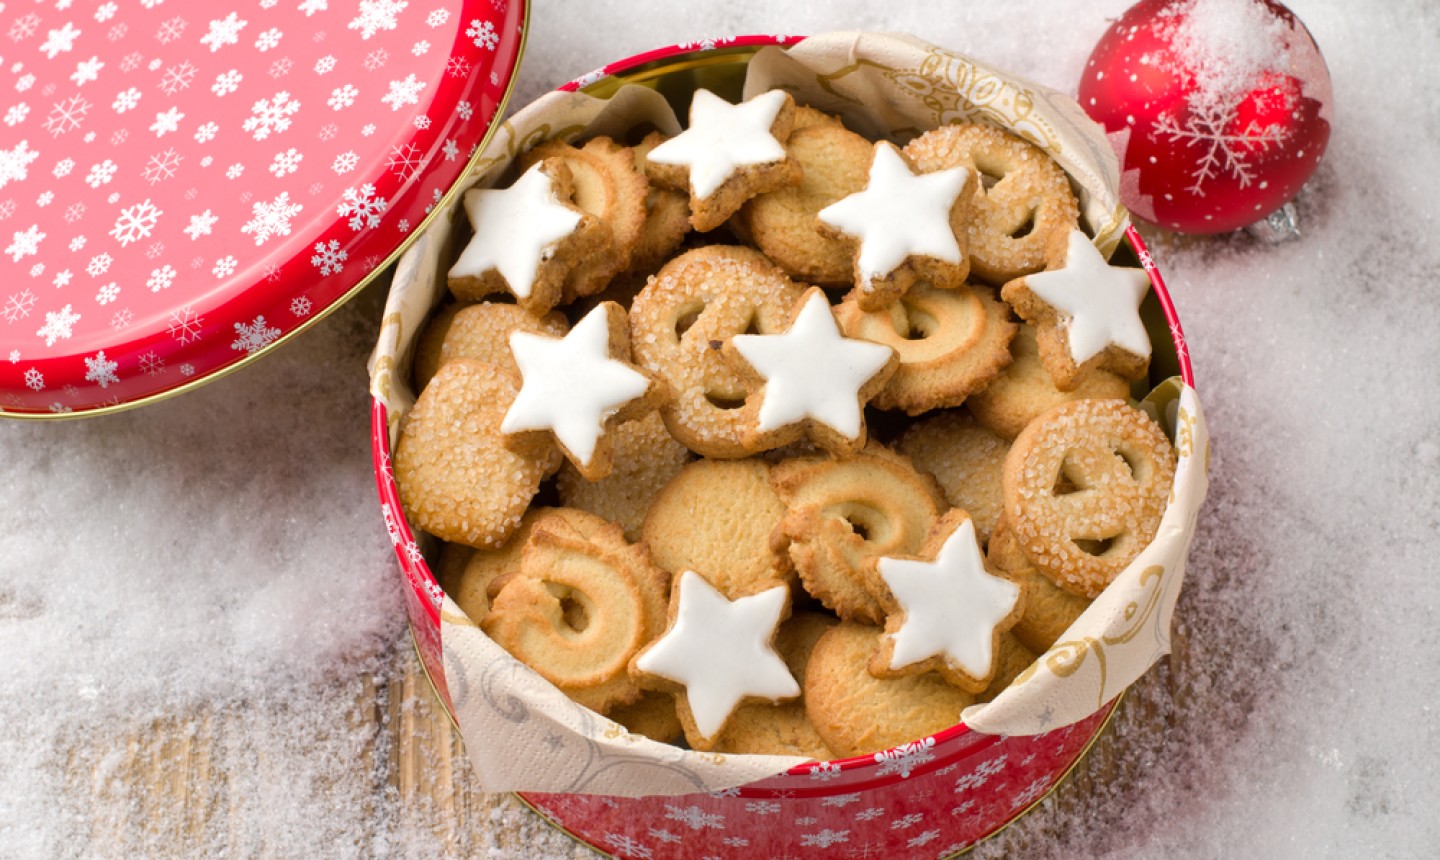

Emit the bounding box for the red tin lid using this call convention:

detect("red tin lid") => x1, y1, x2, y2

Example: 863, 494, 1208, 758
0, 0, 527, 417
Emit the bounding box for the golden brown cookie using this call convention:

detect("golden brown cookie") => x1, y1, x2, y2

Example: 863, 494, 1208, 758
413, 302, 568, 391
707, 611, 838, 759
866, 509, 1024, 694
738, 120, 873, 285
966, 324, 1133, 440
645, 89, 801, 232
903, 123, 1079, 285
1003, 399, 1177, 598
976, 632, 1036, 703
987, 517, 1093, 654
628, 245, 805, 457
628, 132, 692, 275
608, 690, 684, 744
395, 360, 561, 549
817, 141, 976, 311
771, 447, 947, 624
482, 518, 669, 714
805, 621, 973, 759
642, 458, 791, 598
835, 280, 1016, 414
557, 411, 692, 543
519, 136, 650, 299
897, 411, 1009, 545
447, 159, 610, 314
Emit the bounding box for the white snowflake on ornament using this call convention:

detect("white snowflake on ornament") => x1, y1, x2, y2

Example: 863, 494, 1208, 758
240, 192, 302, 245
412, 40, 430, 56
184, 210, 218, 240
268, 58, 293, 78
290, 296, 312, 316
155, 17, 186, 45
167, 306, 202, 343
332, 151, 359, 174
3, 105, 30, 127
138, 352, 165, 377
350, 0, 408, 40
111, 88, 141, 113
425, 9, 449, 27
83, 350, 120, 388
212, 256, 238, 278
44, 95, 91, 136
95, 3, 118, 22
37, 304, 80, 346
873, 736, 936, 779
110, 309, 132, 330
3, 289, 36, 322
465, 19, 497, 49
799, 829, 850, 849
147, 265, 176, 292
310, 239, 346, 275
314, 55, 337, 74
254, 28, 282, 52
85, 160, 116, 188
337, 184, 386, 230
381, 74, 424, 111
6, 224, 44, 262
602, 834, 653, 860
35, 192, 54, 208
70, 57, 105, 87
24, 368, 44, 391
225, 163, 244, 179
40, 22, 82, 60
159, 62, 197, 95
200, 13, 247, 52
149, 107, 184, 137
94, 282, 120, 305
231, 315, 281, 354
242, 91, 300, 140
143, 148, 183, 184
110, 200, 162, 247
663, 805, 724, 832
0, 141, 39, 190
386, 142, 422, 179
269, 148, 303, 177
86, 253, 112, 276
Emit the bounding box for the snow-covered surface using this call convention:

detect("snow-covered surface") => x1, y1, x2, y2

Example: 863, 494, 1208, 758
3, 0, 1438, 856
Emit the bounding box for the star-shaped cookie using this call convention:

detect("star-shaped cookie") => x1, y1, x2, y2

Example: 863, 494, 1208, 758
630, 571, 799, 748
645, 88, 801, 231
502, 302, 666, 480
867, 509, 1024, 693
725, 287, 897, 455
1001, 229, 1152, 390
446, 160, 606, 314
817, 141, 974, 310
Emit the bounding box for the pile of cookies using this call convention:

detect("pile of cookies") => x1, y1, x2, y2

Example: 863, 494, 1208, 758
395, 88, 1177, 761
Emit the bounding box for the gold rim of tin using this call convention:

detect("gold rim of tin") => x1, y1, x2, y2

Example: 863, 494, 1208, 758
407, 621, 1126, 860
0, 2, 532, 422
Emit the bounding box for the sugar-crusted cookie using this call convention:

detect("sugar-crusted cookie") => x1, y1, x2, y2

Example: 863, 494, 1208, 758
395, 360, 561, 549
1001, 229, 1151, 391
818, 141, 975, 311
630, 571, 799, 749
709, 611, 838, 759
483, 517, 670, 714
738, 120, 873, 285
557, 410, 692, 543
805, 621, 975, 759
724, 287, 897, 456
867, 509, 1024, 694
1003, 399, 1176, 598
645, 89, 801, 232
771, 447, 947, 625
966, 324, 1133, 440
413, 302, 568, 391
835, 280, 1015, 414
642, 458, 791, 598
628, 245, 805, 458
501, 302, 667, 482
897, 411, 1009, 545
987, 515, 1092, 653
447, 159, 608, 314
903, 123, 1079, 285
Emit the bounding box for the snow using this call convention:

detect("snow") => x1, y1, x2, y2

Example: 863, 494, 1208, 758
2, 0, 1438, 857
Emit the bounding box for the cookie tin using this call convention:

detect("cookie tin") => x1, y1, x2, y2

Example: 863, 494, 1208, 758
0, 0, 526, 417
372, 37, 1197, 859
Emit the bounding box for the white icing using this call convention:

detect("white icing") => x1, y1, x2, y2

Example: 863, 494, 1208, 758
501, 306, 650, 465
644, 89, 789, 199
448, 163, 583, 299
730, 290, 893, 439
633, 571, 798, 740
877, 518, 1021, 679
1024, 229, 1152, 365
817, 143, 967, 288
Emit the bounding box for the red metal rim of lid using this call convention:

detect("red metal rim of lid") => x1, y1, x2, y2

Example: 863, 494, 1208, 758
0, 0, 528, 418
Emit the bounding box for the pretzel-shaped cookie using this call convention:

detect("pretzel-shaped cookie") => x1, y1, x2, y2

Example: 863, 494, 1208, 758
629, 245, 805, 457
903, 123, 1079, 285
1003, 399, 1176, 598
482, 519, 669, 714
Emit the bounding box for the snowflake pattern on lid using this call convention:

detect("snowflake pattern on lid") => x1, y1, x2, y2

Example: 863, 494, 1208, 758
0, 0, 524, 415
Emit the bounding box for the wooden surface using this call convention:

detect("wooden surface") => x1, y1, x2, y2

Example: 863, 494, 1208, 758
72, 632, 1186, 859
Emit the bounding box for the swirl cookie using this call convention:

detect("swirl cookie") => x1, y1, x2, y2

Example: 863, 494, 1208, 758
903, 123, 1079, 285
557, 411, 692, 543
737, 119, 873, 285
867, 509, 1024, 694
805, 622, 975, 759
395, 360, 561, 549
1001, 229, 1152, 390
447, 159, 609, 314
835, 280, 1016, 414
642, 458, 792, 598
412, 302, 568, 391
897, 411, 1009, 545
818, 141, 975, 311
708, 611, 837, 759
1003, 399, 1176, 598
629, 245, 805, 458
483, 518, 670, 714
966, 324, 1133, 440
645, 89, 802, 232
771, 447, 947, 624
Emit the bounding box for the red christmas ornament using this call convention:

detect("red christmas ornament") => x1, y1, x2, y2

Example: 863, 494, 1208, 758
1078, 0, 1332, 233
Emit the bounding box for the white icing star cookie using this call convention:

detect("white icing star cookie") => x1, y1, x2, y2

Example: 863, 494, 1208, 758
447, 160, 606, 314
725, 287, 896, 456
502, 302, 665, 480
631, 570, 799, 747
817, 141, 974, 310
867, 509, 1024, 693
1000, 229, 1152, 390
644, 89, 800, 231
